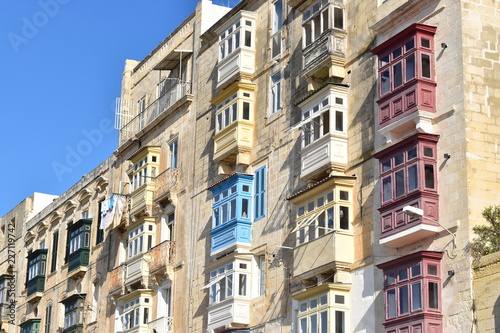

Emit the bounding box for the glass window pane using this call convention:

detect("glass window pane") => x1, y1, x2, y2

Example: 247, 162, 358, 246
230, 199, 236, 219
243, 102, 250, 120
386, 273, 395, 285
323, 111, 330, 134
411, 264, 421, 277
380, 54, 389, 67
408, 148, 417, 160
300, 317, 308, 333
429, 282, 439, 308
335, 111, 344, 132
421, 54, 431, 78
395, 170, 405, 197
382, 160, 391, 172
320, 311, 328, 333
394, 154, 404, 166
335, 310, 345, 333
399, 285, 409, 314
428, 264, 438, 275
383, 177, 392, 202
421, 38, 430, 48
405, 38, 415, 51
381, 70, 390, 94
340, 191, 349, 200
387, 289, 396, 318
310, 298, 318, 308
333, 7, 344, 29
406, 54, 415, 81
425, 164, 435, 188
300, 302, 307, 312
398, 269, 408, 281
392, 47, 402, 59
239, 274, 247, 296
310, 314, 318, 333
245, 30, 252, 47
393, 62, 402, 88
412, 282, 422, 310
424, 147, 434, 157
408, 165, 418, 191
335, 295, 345, 304
242, 199, 249, 218
340, 206, 349, 229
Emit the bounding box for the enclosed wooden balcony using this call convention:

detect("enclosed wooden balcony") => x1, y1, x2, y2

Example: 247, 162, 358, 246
293, 230, 353, 278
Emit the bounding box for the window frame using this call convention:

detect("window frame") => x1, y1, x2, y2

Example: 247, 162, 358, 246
127, 223, 155, 260
378, 251, 443, 323
208, 260, 251, 305
218, 16, 254, 61
168, 139, 178, 169
254, 166, 267, 221
215, 91, 254, 133
271, 0, 283, 59
302, 0, 345, 49
131, 151, 160, 191
297, 289, 348, 333
63, 295, 85, 330
270, 70, 283, 115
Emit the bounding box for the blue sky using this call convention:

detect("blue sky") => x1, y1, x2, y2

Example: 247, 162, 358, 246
0, 0, 238, 216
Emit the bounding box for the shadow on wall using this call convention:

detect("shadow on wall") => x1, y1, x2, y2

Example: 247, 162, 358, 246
495, 295, 500, 331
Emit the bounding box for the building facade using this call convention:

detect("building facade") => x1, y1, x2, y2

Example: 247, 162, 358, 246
1, 0, 499, 332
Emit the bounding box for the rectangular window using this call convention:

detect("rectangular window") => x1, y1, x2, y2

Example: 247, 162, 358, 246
96, 200, 104, 245
169, 140, 178, 168
254, 166, 266, 220
50, 231, 58, 273
428, 282, 438, 309
270, 71, 282, 114
45, 304, 52, 333
259, 255, 266, 296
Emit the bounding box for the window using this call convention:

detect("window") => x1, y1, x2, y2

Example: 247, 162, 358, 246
271, 0, 283, 58
303, 0, 345, 48
377, 136, 437, 205
378, 251, 443, 330
45, 303, 52, 333
158, 286, 172, 318
50, 231, 59, 273
27, 250, 47, 282
297, 290, 348, 333
207, 260, 250, 304
131, 150, 160, 191
301, 94, 346, 148
63, 295, 85, 329
215, 91, 253, 132
270, 71, 282, 114
169, 139, 178, 169
162, 212, 175, 242
0, 276, 11, 304
254, 166, 266, 220
127, 223, 155, 259
68, 222, 91, 255
294, 187, 352, 245
120, 293, 152, 330
218, 15, 254, 61
96, 200, 105, 245
20, 319, 41, 333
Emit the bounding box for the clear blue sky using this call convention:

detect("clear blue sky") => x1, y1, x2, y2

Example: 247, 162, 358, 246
0, 0, 238, 216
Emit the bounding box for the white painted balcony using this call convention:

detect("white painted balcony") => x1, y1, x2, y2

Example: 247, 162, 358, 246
207, 299, 250, 333
296, 83, 349, 180
125, 254, 150, 286
216, 11, 256, 88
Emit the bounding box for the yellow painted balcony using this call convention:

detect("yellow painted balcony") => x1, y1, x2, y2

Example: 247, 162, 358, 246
130, 183, 155, 215
293, 230, 354, 278
214, 121, 253, 165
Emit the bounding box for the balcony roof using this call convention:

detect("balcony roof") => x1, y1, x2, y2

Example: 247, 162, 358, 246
287, 175, 355, 201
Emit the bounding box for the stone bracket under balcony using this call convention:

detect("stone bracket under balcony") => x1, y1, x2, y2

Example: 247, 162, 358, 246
302, 30, 347, 83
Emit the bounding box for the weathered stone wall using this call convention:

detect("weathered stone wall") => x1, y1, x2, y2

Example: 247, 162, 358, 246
473, 251, 500, 332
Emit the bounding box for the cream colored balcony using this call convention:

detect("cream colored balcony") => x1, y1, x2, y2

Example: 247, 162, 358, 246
130, 183, 155, 215
216, 11, 257, 89
212, 82, 255, 168
293, 230, 354, 278
296, 83, 348, 181
125, 254, 151, 287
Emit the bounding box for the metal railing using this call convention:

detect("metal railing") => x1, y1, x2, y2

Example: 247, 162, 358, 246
154, 168, 179, 202
117, 79, 192, 145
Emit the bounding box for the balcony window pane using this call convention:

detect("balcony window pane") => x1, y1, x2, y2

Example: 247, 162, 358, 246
245, 30, 252, 47
399, 285, 409, 314
382, 160, 391, 172
333, 7, 343, 29
408, 147, 417, 160
408, 165, 418, 191
392, 47, 402, 59
406, 54, 415, 81
235, 31, 240, 49
322, 9, 329, 31
395, 153, 404, 166
340, 206, 349, 229
320, 311, 328, 333
239, 274, 247, 296
224, 108, 230, 127
395, 170, 405, 197
380, 54, 389, 67
383, 177, 392, 202
310, 314, 318, 333
412, 282, 422, 310
310, 298, 318, 309
335, 295, 345, 304
421, 38, 430, 48
243, 102, 250, 120
313, 116, 321, 140
304, 23, 312, 46
323, 111, 330, 134
335, 310, 345, 333
393, 62, 403, 88
327, 207, 334, 229
335, 111, 344, 132
242, 199, 249, 218
425, 164, 435, 189
230, 199, 236, 219
428, 264, 438, 275
300, 318, 308, 333
381, 70, 390, 94
232, 103, 237, 122
227, 36, 233, 54
217, 113, 222, 131
428, 282, 439, 308
405, 38, 415, 51
386, 272, 395, 285
411, 264, 421, 277
340, 191, 349, 200
421, 54, 431, 78
388, 289, 397, 317
424, 147, 434, 157
313, 15, 321, 39
318, 212, 325, 236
